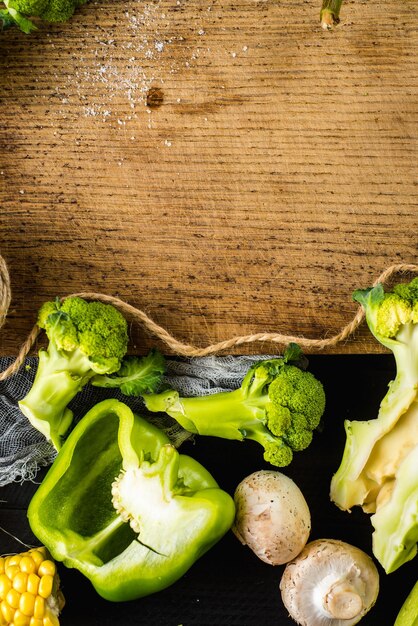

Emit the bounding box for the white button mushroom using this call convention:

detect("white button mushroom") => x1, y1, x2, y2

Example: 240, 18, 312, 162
280, 538, 380, 626
232, 470, 311, 565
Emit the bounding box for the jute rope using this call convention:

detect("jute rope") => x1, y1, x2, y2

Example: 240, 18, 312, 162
0, 256, 11, 331
0, 256, 417, 382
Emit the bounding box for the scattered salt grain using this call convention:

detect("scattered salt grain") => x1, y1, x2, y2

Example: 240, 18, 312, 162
54, 0, 228, 128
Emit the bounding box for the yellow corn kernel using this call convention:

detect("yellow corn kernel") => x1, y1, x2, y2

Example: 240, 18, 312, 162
13, 608, 31, 626
19, 591, 35, 617
26, 574, 40, 596
35, 548, 46, 559
6, 587, 21, 609
7, 555, 22, 568
36, 562, 55, 579
27, 552, 43, 573
0, 548, 63, 626
19, 558, 36, 576
33, 596, 45, 620
43, 611, 60, 626
0, 574, 12, 600
0, 599, 15, 622
5, 565, 20, 581
12, 572, 28, 594
38, 576, 53, 600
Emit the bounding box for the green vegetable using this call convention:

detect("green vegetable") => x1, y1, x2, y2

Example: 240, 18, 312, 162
91, 349, 166, 397
143, 344, 326, 468
19, 296, 130, 450
394, 581, 418, 626
27, 398, 235, 601
320, 0, 343, 30
371, 444, 418, 576
1, 0, 88, 33
330, 278, 418, 573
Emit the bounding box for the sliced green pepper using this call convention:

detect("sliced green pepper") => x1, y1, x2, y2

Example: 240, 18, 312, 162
28, 398, 235, 601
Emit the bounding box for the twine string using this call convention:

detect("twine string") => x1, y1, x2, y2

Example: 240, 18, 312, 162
0, 256, 11, 331
0, 257, 417, 382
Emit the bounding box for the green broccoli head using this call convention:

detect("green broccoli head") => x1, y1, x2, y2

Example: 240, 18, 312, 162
240, 355, 325, 465
268, 365, 325, 431
393, 276, 418, 306
38, 296, 128, 374
40, 0, 80, 21
8, 0, 48, 16
19, 296, 129, 450
353, 277, 418, 344
2, 0, 89, 33
143, 344, 326, 468
261, 438, 294, 467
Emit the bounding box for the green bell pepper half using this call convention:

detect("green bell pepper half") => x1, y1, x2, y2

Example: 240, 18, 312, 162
27, 398, 236, 602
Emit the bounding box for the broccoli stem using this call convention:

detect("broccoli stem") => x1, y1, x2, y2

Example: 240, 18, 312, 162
18, 344, 93, 449
145, 388, 268, 440
331, 326, 418, 510
320, 0, 343, 29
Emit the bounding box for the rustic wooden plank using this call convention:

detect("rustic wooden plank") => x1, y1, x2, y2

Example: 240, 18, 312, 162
0, 0, 417, 356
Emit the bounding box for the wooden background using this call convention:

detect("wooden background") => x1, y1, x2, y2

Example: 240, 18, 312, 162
0, 0, 417, 356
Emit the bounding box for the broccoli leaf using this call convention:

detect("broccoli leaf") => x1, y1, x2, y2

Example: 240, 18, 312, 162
91, 350, 166, 396
0, 6, 37, 32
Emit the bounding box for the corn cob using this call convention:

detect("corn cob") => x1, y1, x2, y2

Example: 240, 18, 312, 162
0, 546, 65, 626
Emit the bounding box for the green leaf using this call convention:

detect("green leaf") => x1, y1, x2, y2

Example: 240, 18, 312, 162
353, 283, 385, 309
283, 343, 308, 370
0, 7, 37, 33
92, 350, 166, 396
283, 342, 302, 363
0, 8, 17, 29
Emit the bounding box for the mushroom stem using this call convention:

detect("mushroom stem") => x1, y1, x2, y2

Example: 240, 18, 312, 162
280, 539, 379, 626
323, 582, 364, 619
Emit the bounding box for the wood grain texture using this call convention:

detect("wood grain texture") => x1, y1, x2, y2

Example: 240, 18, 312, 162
0, 0, 417, 356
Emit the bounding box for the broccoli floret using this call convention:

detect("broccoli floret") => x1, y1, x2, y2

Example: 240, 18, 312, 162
143, 344, 326, 468
1, 0, 88, 33
330, 277, 418, 573
18, 296, 129, 450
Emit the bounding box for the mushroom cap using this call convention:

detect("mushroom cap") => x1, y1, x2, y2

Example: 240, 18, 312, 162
232, 470, 311, 565
280, 539, 379, 626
